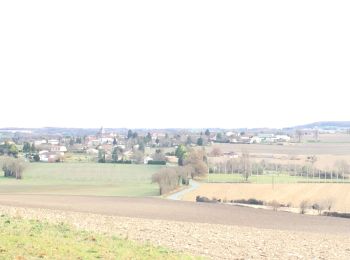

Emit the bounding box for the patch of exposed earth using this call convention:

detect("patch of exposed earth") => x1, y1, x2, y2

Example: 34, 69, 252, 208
1, 205, 349, 260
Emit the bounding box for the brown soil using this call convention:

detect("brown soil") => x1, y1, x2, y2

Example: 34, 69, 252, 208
0, 194, 350, 234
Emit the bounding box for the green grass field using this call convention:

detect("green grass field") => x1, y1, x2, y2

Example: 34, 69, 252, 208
207, 173, 350, 184
0, 163, 163, 196
0, 215, 197, 260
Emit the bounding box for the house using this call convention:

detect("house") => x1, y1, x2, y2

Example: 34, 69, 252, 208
250, 136, 262, 144
275, 135, 291, 142
50, 145, 67, 153
225, 131, 239, 137
34, 139, 47, 146
258, 134, 276, 143
39, 150, 62, 162
240, 136, 251, 144
144, 156, 153, 164
48, 139, 60, 145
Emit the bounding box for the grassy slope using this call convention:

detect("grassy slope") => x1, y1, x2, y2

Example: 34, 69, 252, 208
0, 215, 197, 260
0, 163, 163, 196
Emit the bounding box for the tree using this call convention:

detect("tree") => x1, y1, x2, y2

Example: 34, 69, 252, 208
184, 149, 208, 178
145, 132, 152, 143
216, 133, 222, 141
132, 150, 144, 164
313, 129, 319, 142
186, 136, 192, 145
152, 166, 191, 195
175, 145, 187, 166
295, 130, 303, 143
197, 137, 204, 146
152, 168, 179, 195
334, 160, 349, 179
98, 149, 106, 163
138, 142, 145, 152
210, 147, 222, 157
75, 137, 82, 144
0, 156, 27, 179
23, 142, 31, 153
205, 129, 210, 136
112, 147, 119, 162
127, 130, 133, 139
299, 200, 309, 214
8, 144, 18, 157
175, 165, 192, 185
30, 143, 36, 153
240, 150, 251, 181
153, 149, 166, 161
33, 154, 40, 162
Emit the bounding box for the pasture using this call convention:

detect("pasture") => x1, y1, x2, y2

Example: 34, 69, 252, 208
0, 163, 163, 196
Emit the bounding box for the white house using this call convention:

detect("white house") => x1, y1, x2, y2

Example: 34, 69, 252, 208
48, 139, 59, 145
250, 136, 262, 144
144, 156, 153, 164
34, 139, 47, 146
50, 145, 67, 153
275, 135, 291, 142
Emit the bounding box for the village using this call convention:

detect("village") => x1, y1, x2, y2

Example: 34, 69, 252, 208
0, 127, 299, 164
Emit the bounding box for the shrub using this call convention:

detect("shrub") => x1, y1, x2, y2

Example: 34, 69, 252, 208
147, 160, 166, 165
114, 160, 132, 164
311, 203, 324, 215
268, 200, 280, 211
195, 196, 218, 203
323, 212, 350, 219
233, 198, 264, 205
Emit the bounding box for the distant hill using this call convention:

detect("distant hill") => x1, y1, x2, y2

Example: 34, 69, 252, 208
293, 121, 350, 130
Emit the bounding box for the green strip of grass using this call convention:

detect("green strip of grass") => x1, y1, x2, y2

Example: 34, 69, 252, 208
0, 215, 200, 260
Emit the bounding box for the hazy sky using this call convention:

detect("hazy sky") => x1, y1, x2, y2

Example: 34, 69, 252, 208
0, 1, 349, 129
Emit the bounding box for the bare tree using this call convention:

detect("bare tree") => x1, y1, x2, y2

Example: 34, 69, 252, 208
0, 156, 27, 179
152, 168, 179, 195
184, 149, 208, 179
210, 147, 223, 157
152, 149, 166, 161
299, 200, 309, 214
313, 129, 319, 142
131, 150, 144, 164
295, 130, 303, 143
334, 160, 349, 180
240, 150, 251, 181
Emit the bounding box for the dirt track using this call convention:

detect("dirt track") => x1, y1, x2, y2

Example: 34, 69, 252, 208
0, 194, 349, 235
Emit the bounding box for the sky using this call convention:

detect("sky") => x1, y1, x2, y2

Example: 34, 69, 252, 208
0, 1, 349, 129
